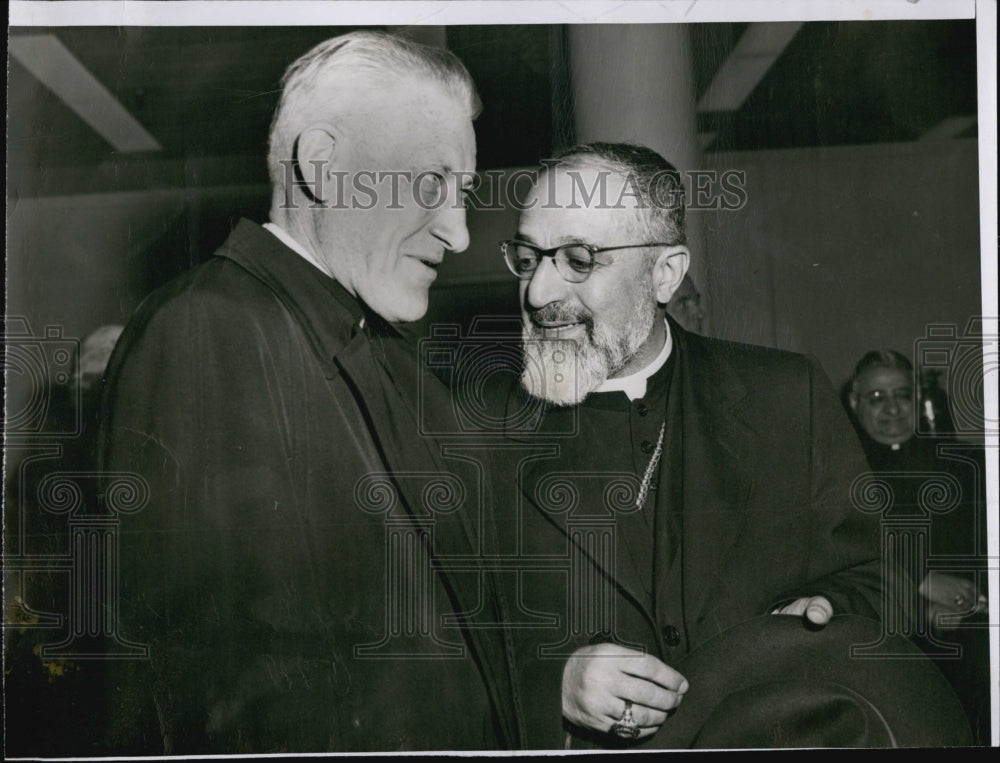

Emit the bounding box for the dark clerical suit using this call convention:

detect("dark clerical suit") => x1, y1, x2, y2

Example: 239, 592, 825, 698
492, 319, 886, 749
99, 220, 519, 752
853, 429, 991, 744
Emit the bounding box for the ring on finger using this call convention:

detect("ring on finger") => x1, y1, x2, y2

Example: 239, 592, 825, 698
610, 700, 640, 740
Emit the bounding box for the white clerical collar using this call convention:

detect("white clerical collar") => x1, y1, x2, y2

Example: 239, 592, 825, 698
596, 320, 673, 401
263, 222, 330, 277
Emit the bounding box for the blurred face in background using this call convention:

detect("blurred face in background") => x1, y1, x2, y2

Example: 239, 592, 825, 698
666, 274, 705, 333
851, 366, 914, 446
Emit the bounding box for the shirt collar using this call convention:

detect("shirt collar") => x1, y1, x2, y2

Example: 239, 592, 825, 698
263, 221, 366, 331
595, 319, 673, 401
214, 219, 367, 378
263, 221, 333, 278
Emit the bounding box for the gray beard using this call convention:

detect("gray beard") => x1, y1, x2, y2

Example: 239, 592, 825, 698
520, 287, 659, 406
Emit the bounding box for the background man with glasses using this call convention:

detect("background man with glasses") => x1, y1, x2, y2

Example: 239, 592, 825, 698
847, 350, 990, 743
491, 143, 914, 749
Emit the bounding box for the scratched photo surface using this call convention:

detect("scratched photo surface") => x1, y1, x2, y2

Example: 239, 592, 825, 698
4, 3, 996, 757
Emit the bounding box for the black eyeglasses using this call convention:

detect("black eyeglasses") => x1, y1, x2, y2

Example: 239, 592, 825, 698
862, 388, 914, 406
499, 240, 672, 283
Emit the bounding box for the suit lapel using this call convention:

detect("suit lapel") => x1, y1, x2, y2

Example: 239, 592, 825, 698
506, 328, 761, 646
335, 331, 482, 554
506, 382, 659, 628
674, 330, 757, 637
335, 332, 520, 747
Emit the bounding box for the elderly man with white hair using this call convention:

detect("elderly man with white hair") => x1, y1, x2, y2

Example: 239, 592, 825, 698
100, 32, 519, 753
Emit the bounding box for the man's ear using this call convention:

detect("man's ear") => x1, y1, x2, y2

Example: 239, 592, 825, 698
653, 245, 690, 304
848, 390, 859, 413
294, 125, 340, 204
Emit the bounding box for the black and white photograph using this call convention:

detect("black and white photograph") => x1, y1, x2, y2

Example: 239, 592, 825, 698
4, 0, 997, 756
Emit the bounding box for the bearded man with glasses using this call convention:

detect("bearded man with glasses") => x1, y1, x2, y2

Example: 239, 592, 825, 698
487, 143, 967, 750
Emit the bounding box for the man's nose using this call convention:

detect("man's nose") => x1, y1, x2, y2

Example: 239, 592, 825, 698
429, 196, 471, 253
524, 256, 568, 309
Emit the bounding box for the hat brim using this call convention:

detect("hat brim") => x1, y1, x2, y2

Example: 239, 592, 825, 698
648, 614, 973, 749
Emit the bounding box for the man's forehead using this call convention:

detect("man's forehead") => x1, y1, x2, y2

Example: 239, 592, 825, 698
531, 166, 633, 203
857, 367, 911, 390
520, 169, 639, 241
339, 78, 476, 167
516, 203, 633, 244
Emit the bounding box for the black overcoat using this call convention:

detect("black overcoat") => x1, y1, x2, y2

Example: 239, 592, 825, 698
490, 320, 888, 749
99, 220, 520, 753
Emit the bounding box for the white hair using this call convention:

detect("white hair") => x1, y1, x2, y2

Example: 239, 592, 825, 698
266, 30, 480, 191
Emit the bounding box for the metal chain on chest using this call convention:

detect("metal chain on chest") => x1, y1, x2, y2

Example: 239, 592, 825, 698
635, 420, 666, 511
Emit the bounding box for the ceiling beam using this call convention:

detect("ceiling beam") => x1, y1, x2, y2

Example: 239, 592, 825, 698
9, 34, 162, 153
697, 22, 804, 113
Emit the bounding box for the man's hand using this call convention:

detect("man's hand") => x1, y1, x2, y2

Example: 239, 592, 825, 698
771, 595, 833, 626
920, 570, 988, 631
562, 643, 688, 739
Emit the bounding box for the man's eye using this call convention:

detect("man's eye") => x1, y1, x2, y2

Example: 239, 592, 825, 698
417, 173, 445, 205
561, 247, 593, 273
865, 387, 913, 405
513, 251, 539, 272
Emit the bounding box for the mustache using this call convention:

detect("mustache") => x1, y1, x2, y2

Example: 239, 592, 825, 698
527, 303, 594, 329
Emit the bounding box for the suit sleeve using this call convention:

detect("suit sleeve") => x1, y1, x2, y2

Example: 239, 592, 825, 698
98, 293, 342, 753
